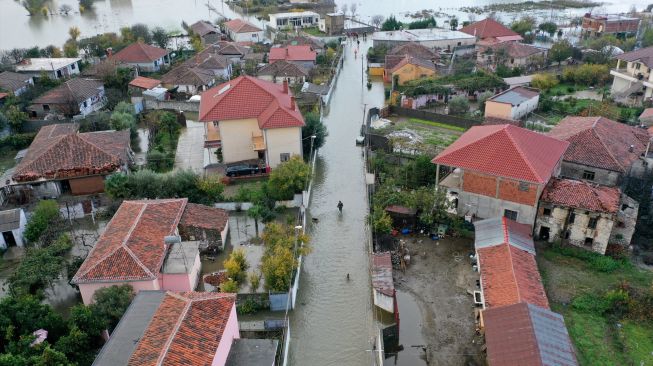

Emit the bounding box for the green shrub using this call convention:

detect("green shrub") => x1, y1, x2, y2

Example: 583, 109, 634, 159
221, 279, 238, 293
551, 243, 624, 273
572, 293, 611, 313
0, 133, 37, 150
23, 200, 60, 243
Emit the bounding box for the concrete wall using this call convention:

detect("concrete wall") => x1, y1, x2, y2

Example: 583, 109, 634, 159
219, 118, 261, 164
159, 251, 202, 292
257, 74, 306, 85
211, 303, 240, 366
78, 279, 159, 305
511, 95, 539, 120
264, 127, 302, 168
455, 189, 538, 225
144, 99, 200, 112
560, 161, 621, 187
78, 88, 106, 116
230, 30, 264, 43
0, 209, 26, 249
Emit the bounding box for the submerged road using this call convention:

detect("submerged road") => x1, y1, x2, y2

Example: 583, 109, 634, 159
288, 40, 385, 365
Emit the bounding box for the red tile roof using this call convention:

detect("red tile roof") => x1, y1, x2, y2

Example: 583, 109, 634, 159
0, 93, 8, 100
12, 124, 130, 182
179, 203, 229, 232
128, 292, 237, 366
129, 76, 161, 90
548, 116, 650, 173
198, 75, 305, 129
387, 42, 439, 60
32, 78, 103, 105
460, 18, 522, 40
484, 302, 578, 366
615, 45, 653, 69
269, 45, 317, 63
542, 178, 621, 213
72, 199, 188, 283
257, 60, 308, 78
478, 244, 550, 309
113, 42, 169, 63
224, 18, 262, 33
433, 124, 569, 183
640, 107, 653, 120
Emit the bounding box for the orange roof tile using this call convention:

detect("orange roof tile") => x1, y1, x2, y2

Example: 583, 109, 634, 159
433, 124, 569, 183
541, 178, 621, 213
129, 76, 161, 90
269, 45, 317, 63
113, 42, 169, 63
460, 18, 522, 40
224, 18, 262, 33
179, 203, 229, 232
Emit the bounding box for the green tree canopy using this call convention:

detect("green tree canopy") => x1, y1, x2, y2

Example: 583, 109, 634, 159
268, 156, 310, 200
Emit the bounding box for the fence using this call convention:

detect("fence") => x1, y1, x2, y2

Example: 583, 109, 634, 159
388, 105, 481, 130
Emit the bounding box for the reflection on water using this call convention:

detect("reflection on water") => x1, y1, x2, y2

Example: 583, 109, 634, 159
383, 290, 428, 366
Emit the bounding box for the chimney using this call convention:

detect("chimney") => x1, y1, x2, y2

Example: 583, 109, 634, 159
629, 144, 635, 152
106, 47, 113, 58
290, 96, 296, 111
282, 79, 289, 94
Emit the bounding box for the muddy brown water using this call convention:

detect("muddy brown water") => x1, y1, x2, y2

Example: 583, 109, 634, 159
288, 39, 384, 365
0, 0, 635, 50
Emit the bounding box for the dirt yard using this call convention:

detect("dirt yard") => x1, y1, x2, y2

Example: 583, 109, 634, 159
394, 235, 485, 366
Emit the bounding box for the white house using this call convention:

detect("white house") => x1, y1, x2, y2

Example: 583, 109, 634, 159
0, 71, 34, 96
0, 208, 26, 249
223, 19, 264, 43
15, 58, 81, 79
484, 86, 540, 121
269, 11, 320, 30
28, 79, 106, 117
372, 29, 476, 51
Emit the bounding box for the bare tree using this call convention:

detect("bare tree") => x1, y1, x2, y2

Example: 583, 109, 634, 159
371, 15, 384, 28
350, 3, 357, 18
341, 3, 348, 16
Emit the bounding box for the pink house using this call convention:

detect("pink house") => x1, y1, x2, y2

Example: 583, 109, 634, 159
93, 291, 240, 366
72, 198, 229, 304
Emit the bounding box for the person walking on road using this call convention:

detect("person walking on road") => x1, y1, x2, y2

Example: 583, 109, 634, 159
337, 200, 344, 213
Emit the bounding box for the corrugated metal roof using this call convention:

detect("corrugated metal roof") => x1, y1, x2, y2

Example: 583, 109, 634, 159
474, 217, 534, 254
372, 252, 394, 297
489, 86, 539, 106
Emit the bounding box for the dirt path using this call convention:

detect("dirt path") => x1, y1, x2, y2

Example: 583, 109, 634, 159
394, 236, 484, 366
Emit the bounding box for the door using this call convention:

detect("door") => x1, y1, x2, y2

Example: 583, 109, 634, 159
538, 226, 550, 241
60, 180, 71, 193
2, 231, 16, 247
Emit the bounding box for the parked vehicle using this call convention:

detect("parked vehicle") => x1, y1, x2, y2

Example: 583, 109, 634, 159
226, 164, 261, 177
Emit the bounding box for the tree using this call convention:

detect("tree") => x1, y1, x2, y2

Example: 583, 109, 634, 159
477, 91, 495, 113
261, 245, 296, 292
371, 209, 393, 234
0, 111, 8, 131
90, 285, 134, 332
130, 23, 152, 44
5, 105, 27, 132
350, 2, 357, 18
109, 102, 136, 131
511, 17, 536, 37
268, 156, 310, 200
340, 3, 348, 17
538, 22, 557, 37
223, 249, 248, 283
531, 73, 559, 90
381, 15, 403, 31
450, 17, 459, 30
23, 200, 60, 243
549, 40, 573, 66
151, 27, 169, 49
302, 112, 327, 157
448, 95, 470, 115
197, 177, 224, 202
371, 15, 384, 28
643, 28, 653, 47
63, 39, 78, 57
68, 26, 80, 42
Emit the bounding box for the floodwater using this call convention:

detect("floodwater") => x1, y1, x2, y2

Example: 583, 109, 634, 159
0, 0, 641, 50
288, 40, 384, 365
383, 290, 429, 366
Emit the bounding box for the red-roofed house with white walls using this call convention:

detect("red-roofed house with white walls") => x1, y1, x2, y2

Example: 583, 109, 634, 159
199, 76, 305, 169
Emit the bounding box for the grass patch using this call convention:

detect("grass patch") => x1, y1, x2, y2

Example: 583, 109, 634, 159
564, 311, 627, 366
408, 118, 466, 132
301, 27, 324, 37
620, 321, 653, 365
0, 147, 18, 174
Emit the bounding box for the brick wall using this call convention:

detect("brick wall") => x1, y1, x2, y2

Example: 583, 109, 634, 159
498, 179, 539, 206
462, 171, 497, 197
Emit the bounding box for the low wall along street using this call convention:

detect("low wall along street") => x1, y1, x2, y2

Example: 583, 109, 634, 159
144, 99, 200, 112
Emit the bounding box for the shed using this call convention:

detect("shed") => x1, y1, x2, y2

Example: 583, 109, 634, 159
384, 205, 417, 229
0, 208, 26, 248
372, 252, 395, 314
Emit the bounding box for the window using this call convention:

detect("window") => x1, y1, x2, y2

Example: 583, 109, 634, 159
543, 208, 552, 216
43, 104, 50, 111
510, 58, 515, 64
154, 60, 158, 66
280, 153, 290, 162
213, 121, 219, 127
82, 101, 87, 108
588, 217, 598, 229
569, 213, 575, 224
564, 231, 571, 239
71, 63, 76, 70
504, 209, 518, 221
584, 237, 594, 246
636, 63, 641, 70
582, 170, 595, 181
518, 181, 530, 192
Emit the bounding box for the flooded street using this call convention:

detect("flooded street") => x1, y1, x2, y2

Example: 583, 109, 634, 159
288, 40, 384, 365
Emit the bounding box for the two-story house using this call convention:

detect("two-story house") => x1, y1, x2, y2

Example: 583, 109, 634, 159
112, 42, 171, 72
610, 46, 653, 104
536, 178, 638, 254
28, 78, 105, 117
72, 198, 229, 304
432, 124, 569, 225
199, 76, 305, 169
548, 116, 652, 187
